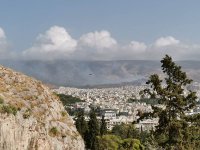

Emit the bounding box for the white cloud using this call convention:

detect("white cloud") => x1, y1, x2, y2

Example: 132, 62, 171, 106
20, 26, 200, 61
79, 30, 117, 49
128, 41, 147, 52
0, 27, 7, 48
154, 36, 180, 47
0, 28, 6, 39
0, 27, 10, 56
23, 26, 77, 60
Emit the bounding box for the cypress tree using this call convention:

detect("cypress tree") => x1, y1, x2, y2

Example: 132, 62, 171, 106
86, 108, 100, 150
100, 115, 107, 136
75, 110, 88, 138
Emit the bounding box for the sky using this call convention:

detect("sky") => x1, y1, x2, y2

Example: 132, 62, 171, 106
1, 0, 200, 61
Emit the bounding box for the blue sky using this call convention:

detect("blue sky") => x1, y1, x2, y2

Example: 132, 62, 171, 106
0, 1, 200, 60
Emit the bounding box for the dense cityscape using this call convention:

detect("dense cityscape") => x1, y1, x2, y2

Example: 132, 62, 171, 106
53, 83, 200, 131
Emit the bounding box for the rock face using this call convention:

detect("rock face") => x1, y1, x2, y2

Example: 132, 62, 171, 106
0, 66, 85, 150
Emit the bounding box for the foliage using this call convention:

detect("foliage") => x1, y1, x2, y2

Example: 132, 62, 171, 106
111, 123, 140, 139
119, 138, 144, 150
127, 98, 159, 105
97, 135, 144, 150
75, 109, 88, 138
0, 105, 18, 115
74, 110, 152, 149
65, 107, 75, 116
139, 55, 199, 149
100, 115, 107, 136
97, 134, 122, 150
23, 109, 31, 119
61, 111, 67, 117
49, 127, 59, 137
0, 98, 18, 116
184, 113, 200, 149
86, 108, 100, 150
0, 97, 4, 104
57, 94, 84, 106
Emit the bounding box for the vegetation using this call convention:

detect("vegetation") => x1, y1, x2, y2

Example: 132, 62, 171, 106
85, 108, 100, 150
61, 111, 67, 117
97, 134, 121, 150
97, 131, 144, 150
1, 105, 17, 115
49, 127, 59, 137
100, 115, 107, 136
57, 94, 84, 106
75, 109, 88, 138
119, 138, 144, 150
75, 109, 145, 150
0, 97, 4, 104
127, 98, 159, 105
111, 123, 140, 139
23, 109, 31, 119
0, 99, 18, 116
72, 55, 200, 150
57, 94, 86, 115
139, 55, 200, 149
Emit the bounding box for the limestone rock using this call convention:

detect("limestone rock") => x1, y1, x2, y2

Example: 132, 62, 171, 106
0, 66, 85, 150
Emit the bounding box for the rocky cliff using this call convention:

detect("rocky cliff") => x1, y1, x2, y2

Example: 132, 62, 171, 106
0, 66, 85, 150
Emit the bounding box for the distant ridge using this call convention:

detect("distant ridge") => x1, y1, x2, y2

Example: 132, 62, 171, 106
0, 60, 200, 87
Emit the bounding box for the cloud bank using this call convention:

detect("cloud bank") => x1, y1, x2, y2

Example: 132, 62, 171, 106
22, 26, 77, 60
0, 27, 14, 59
1, 26, 200, 61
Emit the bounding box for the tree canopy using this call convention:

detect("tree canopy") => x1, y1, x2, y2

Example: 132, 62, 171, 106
139, 55, 199, 149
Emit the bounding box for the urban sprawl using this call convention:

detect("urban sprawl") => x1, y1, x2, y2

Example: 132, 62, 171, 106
53, 83, 200, 131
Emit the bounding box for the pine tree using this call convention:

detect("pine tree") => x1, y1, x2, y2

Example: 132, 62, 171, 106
86, 108, 100, 150
75, 109, 88, 138
139, 55, 198, 149
100, 115, 107, 136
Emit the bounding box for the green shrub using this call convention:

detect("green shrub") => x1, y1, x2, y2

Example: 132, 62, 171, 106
49, 127, 59, 136
1, 105, 17, 115
61, 111, 67, 117
0, 97, 4, 104
23, 109, 31, 119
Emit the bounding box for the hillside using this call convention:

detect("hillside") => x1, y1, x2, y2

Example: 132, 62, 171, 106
0, 66, 84, 150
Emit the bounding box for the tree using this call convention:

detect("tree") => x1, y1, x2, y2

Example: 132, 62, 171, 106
97, 135, 121, 150
112, 123, 140, 139
75, 109, 88, 138
100, 115, 107, 136
86, 108, 100, 150
139, 55, 198, 149
119, 138, 144, 150
97, 135, 144, 150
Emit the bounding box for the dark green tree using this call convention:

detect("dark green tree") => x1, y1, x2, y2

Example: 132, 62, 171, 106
112, 123, 140, 139
100, 115, 107, 136
139, 55, 198, 149
97, 134, 121, 150
86, 108, 100, 150
75, 109, 88, 138
119, 138, 144, 150
97, 135, 144, 150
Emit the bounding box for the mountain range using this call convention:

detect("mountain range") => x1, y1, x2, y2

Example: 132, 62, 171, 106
0, 60, 200, 87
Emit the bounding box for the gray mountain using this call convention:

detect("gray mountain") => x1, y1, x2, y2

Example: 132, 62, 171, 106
0, 60, 199, 87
